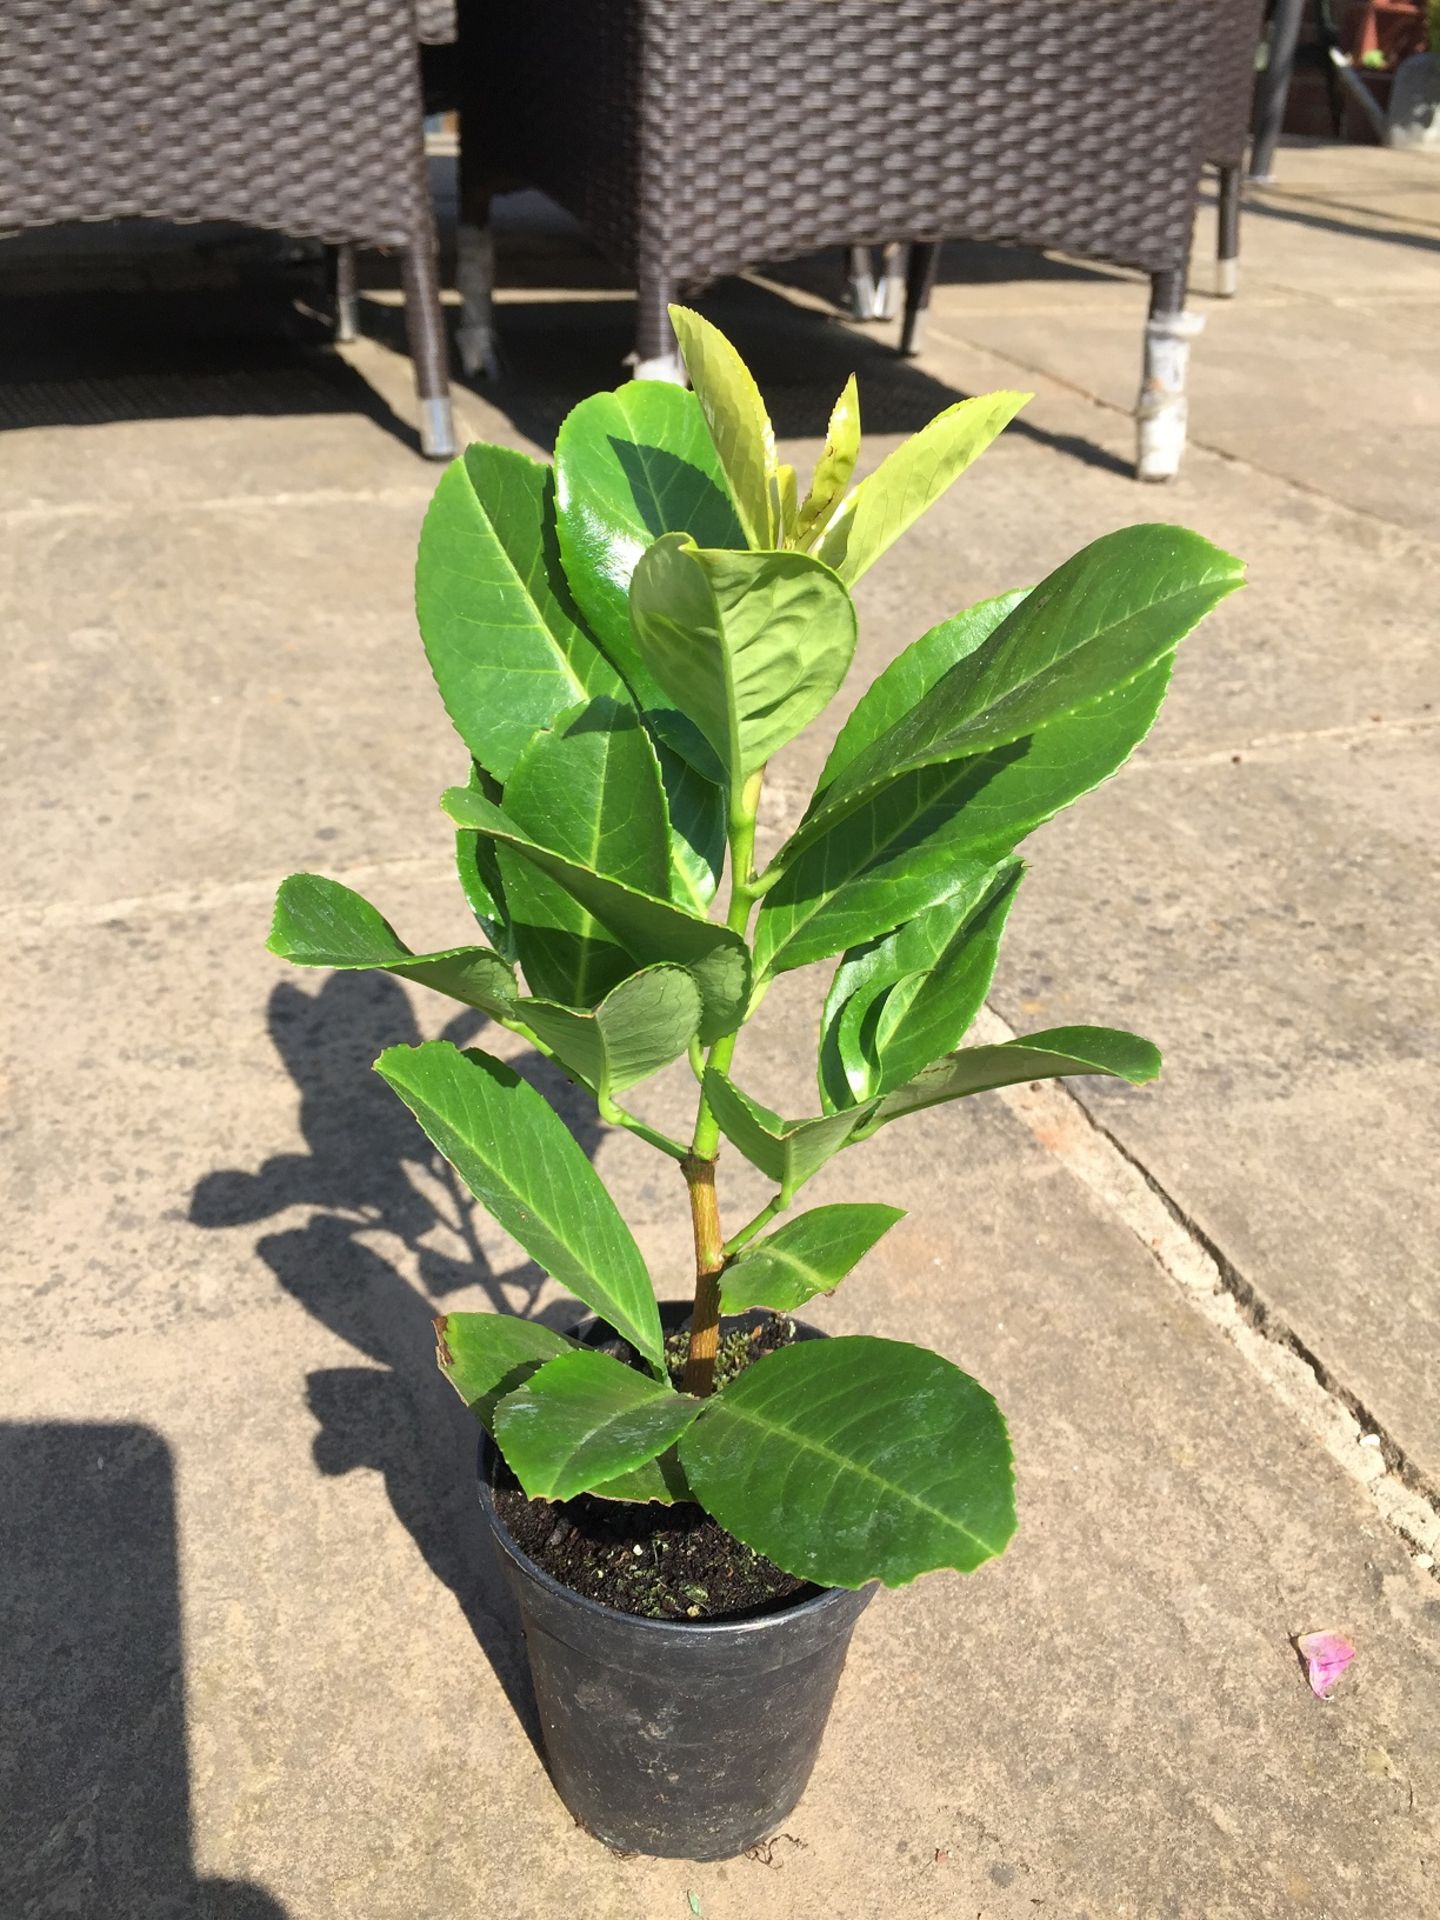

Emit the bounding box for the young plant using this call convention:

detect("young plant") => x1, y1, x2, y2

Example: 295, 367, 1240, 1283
268, 309, 1243, 1592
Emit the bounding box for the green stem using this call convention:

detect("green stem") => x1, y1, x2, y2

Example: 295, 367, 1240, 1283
723, 1191, 786, 1258
597, 1095, 689, 1163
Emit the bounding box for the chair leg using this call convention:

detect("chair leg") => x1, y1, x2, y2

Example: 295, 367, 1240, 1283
454, 212, 499, 379
400, 244, 457, 460
633, 264, 683, 383
1216, 165, 1241, 297
845, 245, 878, 320
900, 240, 941, 356
873, 242, 906, 322
1250, 0, 1308, 183
1137, 268, 1202, 483
332, 243, 359, 342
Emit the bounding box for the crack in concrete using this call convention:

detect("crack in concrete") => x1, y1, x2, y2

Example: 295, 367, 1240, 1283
971, 1003, 1440, 1577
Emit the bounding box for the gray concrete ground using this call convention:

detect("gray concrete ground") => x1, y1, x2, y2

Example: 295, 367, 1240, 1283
3, 141, 1438, 1919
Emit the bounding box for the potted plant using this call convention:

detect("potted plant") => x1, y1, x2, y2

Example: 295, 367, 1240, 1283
267, 310, 1243, 1860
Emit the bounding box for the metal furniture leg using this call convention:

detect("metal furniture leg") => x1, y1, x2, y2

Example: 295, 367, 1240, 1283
333, 242, 359, 342
401, 243, 458, 459
1250, 0, 1309, 182
633, 263, 683, 383
1137, 266, 1202, 482
900, 240, 941, 356
1216, 164, 1242, 296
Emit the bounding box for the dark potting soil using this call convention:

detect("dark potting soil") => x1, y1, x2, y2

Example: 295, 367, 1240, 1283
493, 1314, 818, 1623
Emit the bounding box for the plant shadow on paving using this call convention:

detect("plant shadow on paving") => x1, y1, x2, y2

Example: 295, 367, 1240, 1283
190, 973, 605, 1759
1, 1421, 290, 1917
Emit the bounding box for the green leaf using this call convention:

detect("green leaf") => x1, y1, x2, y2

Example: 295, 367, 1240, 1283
493, 1349, 701, 1500
658, 744, 726, 913
817, 589, 1028, 794
703, 1068, 877, 1201
442, 786, 750, 1043
454, 762, 514, 959
820, 859, 1024, 1109
375, 1041, 665, 1372
678, 1336, 1015, 1587
415, 444, 631, 782
498, 696, 671, 1006
816, 392, 1028, 585
523, 964, 703, 1098
267, 874, 517, 1017
435, 1311, 576, 1429
773, 654, 1174, 919
719, 1204, 904, 1313
586, 1447, 694, 1505
858, 1025, 1162, 1134
807, 526, 1244, 838
629, 535, 857, 786
668, 305, 775, 548
553, 381, 746, 704
795, 374, 860, 551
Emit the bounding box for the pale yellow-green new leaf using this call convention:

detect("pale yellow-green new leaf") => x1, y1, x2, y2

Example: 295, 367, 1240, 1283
795, 374, 861, 550
817, 390, 1029, 585
669, 304, 776, 548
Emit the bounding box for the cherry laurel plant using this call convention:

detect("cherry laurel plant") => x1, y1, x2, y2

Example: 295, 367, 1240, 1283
269, 309, 1243, 1592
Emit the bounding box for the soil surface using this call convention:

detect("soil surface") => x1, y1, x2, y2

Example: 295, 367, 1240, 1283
493, 1314, 818, 1621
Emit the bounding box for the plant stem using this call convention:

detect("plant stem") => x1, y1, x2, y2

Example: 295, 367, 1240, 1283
683, 767, 764, 1392
723, 1190, 785, 1258
596, 1095, 689, 1163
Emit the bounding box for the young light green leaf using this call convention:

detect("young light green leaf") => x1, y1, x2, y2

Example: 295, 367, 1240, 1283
498, 697, 671, 1007
629, 535, 857, 786
668, 305, 776, 547
820, 860, 1024, 1109
268, 873, 517, 1017
794, 374, 860, 551
415, 444, 631, 781
702, 1068, 877, 1201
678, 1336, 1015, 1587
523, 964, 703, 1098
816, 392, 1029, 585
435, 1312, 576, 1430
808, 526, 1243, 837
553, 380, 746, 710
857, 1025, 1162, 1134
375, 1041, 665, 1372
442, 785, 750, 1042
817, 589, 1028, 794
493, 1349, 701, 1501
719, 1204, 904, 1314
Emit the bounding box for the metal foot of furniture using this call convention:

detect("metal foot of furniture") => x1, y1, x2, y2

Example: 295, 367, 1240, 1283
455, 219, 500, 378
1137, 282, 1203, 483
845, 245, 879, 320
632, 349, 686, 384
401, 244, 457, 459
900, 241, 941, 357
1216, 165, 1241, 297
872, 243, 905, 321
333, 242, 359, 342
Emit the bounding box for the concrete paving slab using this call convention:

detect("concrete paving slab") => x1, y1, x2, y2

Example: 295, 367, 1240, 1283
3, 897, 1436, 1918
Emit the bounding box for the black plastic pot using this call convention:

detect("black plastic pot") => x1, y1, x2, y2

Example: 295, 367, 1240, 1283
476, 1307, 875, 1860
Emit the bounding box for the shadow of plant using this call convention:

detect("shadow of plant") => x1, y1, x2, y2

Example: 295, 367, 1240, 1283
190, 971, 605, 1756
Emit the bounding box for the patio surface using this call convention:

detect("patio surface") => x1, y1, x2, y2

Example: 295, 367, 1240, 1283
3, 141, 1438, 1919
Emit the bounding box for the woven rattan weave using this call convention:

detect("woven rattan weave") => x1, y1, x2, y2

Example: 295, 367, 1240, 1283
0, 0, 455, 454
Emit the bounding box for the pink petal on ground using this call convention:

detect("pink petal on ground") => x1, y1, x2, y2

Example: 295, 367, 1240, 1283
1296, 1630, 1356, 1700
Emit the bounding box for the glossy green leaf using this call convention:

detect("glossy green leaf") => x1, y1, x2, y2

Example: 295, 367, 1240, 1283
494, 1349, 701, 1500
629, 535, 857, 786
857, 1025, 1162, 1134
795, 374, 860, 551
586, 1448, 694, 1505
678, 1336, 1015, 1587
375, 1041, 665, 1372
415, 444, 631, 781
658, 744, 726, 912
703, 1068, 877, 1201
553, 381, 745, 702
806, 527, 1244, 839
774, 654, 1175, 920
454, 762, 514, 959
817, 589, 1028, 795
668, 305, 775, 548
442, 786, 750, 1042
820, 859, 1024, 1109
816, 392, 1028, 585
523, 964, 703, 1098
267, 874, 517, 1017
498, 697, 670, 1006
435, 1311, 575, 1429
719, 1204, 904, 1313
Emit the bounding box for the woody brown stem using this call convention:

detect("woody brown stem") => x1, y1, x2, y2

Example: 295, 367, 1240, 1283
682, 1154, 725, 1396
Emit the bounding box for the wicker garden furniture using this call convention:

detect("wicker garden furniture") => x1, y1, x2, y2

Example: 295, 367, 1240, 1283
0, 0, 456, 457
454, 0, 1256, 478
